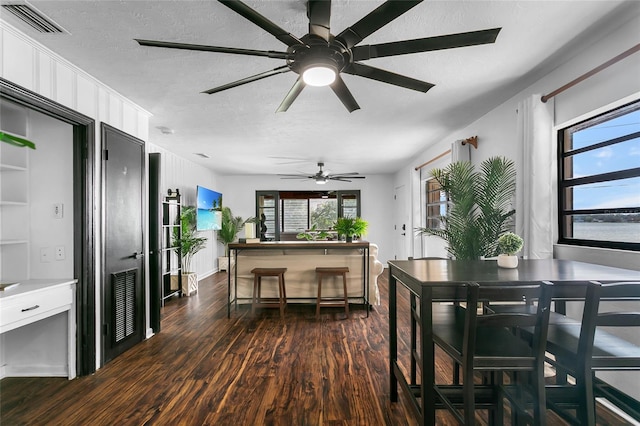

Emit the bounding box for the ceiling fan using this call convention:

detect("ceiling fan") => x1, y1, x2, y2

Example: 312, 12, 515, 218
135, 0, 501, 112
278, 162, 365, 184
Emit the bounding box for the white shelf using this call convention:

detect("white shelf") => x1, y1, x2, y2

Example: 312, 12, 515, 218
0, 163, 27, 172
0, 201, 28, 206
0, 240, 28, 246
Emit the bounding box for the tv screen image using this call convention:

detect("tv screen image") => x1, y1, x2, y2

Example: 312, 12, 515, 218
196, 185, 222, 231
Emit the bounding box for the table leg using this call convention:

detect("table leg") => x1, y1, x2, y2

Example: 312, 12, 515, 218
389, 269, 398, 402
420, 287, 436, 425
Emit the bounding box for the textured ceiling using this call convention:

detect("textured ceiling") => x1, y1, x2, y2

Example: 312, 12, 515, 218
3, 0, 634, 176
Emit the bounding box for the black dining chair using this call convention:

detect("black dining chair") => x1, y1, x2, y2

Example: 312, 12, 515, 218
544, 281, 640, 425
431, 281, 553, 425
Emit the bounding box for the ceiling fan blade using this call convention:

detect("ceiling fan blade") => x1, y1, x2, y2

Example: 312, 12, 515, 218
135, 39, 289, 59
345, 62, 434, 93
330, 76, 360, 113
202, 66, 290, 94
331, 172, 360, 176
276, 77, 306, 112
351, 28, 502, 60
336, 0, 422, 48
307, 0, 332, 42
218, 0, 304, 47
332, 175, 366, 179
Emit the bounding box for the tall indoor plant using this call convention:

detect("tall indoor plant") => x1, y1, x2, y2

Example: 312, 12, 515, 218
173, 206, 207, 295
217, 206, 251, 270
417, 156, 516, 260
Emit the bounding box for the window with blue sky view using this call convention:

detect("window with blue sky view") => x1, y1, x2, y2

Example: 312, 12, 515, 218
560, 100, 640, 248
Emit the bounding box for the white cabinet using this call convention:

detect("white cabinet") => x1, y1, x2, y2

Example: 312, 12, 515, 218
0, 279, 76, 379
0, 101, 30, 282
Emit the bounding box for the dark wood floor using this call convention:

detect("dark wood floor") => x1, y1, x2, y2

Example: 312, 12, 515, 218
0, 271, 633, 425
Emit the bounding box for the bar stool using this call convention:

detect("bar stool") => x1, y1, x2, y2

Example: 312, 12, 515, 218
251, 267, 287, 317
315, 266, 349, 319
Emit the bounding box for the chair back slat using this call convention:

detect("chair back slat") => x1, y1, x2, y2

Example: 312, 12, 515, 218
596, 312, 640, 327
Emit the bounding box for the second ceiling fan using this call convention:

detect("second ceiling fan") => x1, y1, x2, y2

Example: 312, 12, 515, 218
278, 162, 365, 184
136, 0, 501, 112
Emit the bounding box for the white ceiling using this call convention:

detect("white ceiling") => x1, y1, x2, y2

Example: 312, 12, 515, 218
3, 1, 634, 177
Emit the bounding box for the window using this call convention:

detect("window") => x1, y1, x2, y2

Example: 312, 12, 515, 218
424, 178, 447, 230
558, 99, 640, 251
256, 190, 360, 241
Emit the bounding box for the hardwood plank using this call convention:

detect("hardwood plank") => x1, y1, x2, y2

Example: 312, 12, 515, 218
0, 271, 634, 425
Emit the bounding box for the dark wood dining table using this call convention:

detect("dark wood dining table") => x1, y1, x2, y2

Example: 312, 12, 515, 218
387, 258, 640, 426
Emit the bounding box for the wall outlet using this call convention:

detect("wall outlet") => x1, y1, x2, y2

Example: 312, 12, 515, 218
40, 247, 52, 263
55, 246, 65, 260
54, 203, 64, 219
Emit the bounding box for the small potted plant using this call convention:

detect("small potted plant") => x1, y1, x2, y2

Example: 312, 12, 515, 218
496, 232, 523, 268
333, 216, 368, 242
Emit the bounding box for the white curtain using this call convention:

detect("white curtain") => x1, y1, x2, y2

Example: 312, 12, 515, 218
451, 139, 471, 163
516, 95, 555, 259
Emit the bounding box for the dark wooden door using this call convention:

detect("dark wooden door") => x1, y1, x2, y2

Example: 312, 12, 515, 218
102, 124, 145, 364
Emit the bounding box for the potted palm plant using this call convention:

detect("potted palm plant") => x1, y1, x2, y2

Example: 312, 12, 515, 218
173, 206, 207, 295
417, 156, 516, 260
334, 216, 368, 242
217, 206, 251, 270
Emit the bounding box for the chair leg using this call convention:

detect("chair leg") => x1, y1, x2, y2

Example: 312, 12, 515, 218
252, 274, 260, 315
463, 365, 476, 424
278, 273, 286, 318
342, 272, 349, 318
316, 275, 322, 320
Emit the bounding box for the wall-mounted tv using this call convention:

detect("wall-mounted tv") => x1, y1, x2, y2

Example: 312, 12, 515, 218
196, 185, 222, 231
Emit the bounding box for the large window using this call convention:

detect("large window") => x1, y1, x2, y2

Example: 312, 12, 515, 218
256, 190, 360, 241
558, 99, 640, 251
424, 178, 447, 230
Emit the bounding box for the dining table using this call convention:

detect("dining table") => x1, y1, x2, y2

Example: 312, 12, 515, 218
387, 258, 640, 426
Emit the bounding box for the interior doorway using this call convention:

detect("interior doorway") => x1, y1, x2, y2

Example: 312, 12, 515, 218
0, 77, 96, 376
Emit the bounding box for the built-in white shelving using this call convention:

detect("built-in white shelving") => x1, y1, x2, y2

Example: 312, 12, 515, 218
1, 100, 30, 282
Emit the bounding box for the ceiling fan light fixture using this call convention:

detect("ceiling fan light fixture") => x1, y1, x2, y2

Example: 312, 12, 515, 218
315, 176, 328, 184
302, 65, 336, 87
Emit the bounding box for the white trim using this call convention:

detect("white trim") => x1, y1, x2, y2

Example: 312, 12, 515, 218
554, 91, 640, 131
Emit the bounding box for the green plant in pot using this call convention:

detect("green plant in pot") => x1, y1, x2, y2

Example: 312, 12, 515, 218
334, 216, 368, 242
217, 206, 252, 270
417, 156, 516, 260
173, 206, 207, 295
496, 232, 523, 268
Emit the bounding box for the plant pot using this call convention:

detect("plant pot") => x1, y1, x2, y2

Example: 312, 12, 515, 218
497, 254, 518, 269
218, 256, 231, 271
346, 235, 353, 243
171, 272, 198, 296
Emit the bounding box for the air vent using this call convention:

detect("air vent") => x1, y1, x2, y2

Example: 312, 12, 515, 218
1, 2, 68, 34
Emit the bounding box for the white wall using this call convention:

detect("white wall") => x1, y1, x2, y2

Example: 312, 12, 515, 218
399, 8, 640, 265
218, 174, 395, 266
147, 144, 221, 279
28, 109, 74, 279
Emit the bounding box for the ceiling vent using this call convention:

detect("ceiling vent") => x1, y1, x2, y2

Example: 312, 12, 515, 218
1, 1, 68, 34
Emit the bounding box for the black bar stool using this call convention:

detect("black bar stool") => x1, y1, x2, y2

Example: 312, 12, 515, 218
251, 267, 287, 317
315, 266, 349, 319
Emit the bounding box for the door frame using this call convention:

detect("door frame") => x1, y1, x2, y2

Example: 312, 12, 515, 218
0, 77, 97, 376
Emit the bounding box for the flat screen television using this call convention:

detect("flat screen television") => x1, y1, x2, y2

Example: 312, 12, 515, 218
196, 185, 222, 231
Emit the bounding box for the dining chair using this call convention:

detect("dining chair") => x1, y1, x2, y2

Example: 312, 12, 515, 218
544, 281, 640, 425
431, 281, 553, 425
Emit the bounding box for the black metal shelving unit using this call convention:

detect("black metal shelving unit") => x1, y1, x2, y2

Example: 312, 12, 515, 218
162, 188, 182, 304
